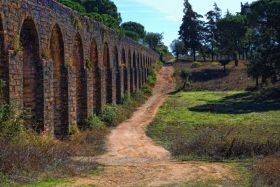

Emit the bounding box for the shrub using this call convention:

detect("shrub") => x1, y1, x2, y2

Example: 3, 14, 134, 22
180, 68, 191, 89
147, 67, 157, 86
0, 104, 23, 142
0, 131, 71, 181
171, 126, 280, 160
191, 61, 202, 68
100, 104, 119, 127
69, 123, 80, 135
69, 129, 108, 156
87, 114, 106, 130
141, 84, 153, 95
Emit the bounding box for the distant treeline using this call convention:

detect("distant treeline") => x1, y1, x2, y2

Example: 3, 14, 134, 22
171, 0, 280, 87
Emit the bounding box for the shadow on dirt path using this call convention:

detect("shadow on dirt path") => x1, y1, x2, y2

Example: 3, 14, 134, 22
72, 66, 238, 187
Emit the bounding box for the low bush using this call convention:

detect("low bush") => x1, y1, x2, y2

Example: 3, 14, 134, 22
69, 129, 108, 156
191, 61, 202, 68
87, 114, 106, 130
0, 105, 101, 184
171, 126, 280, 160
147, 67, 157, 87
100, 104, 119, 127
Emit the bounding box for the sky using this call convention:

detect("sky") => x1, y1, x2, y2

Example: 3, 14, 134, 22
113, 0, 254, 48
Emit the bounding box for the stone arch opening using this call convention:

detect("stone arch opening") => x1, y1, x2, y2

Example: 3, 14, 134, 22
122, 49, 128, 95
114, 47, 121, 104
103, 43, 112, 104
20, 17, 43, 131
90, 39, 101, 113
133, 52, 137, 91
129, 50, 133, 93
73, 33, 87, 129
137, 53, 141, 89
139, 54, 143, 87
50, 24, 68, 137
0, 16, 7, 102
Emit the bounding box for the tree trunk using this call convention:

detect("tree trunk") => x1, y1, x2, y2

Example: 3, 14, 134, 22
223, 64, 226, 73
235, 59, 239, 67
193, 49, 196, 61
256, 77, 259, 87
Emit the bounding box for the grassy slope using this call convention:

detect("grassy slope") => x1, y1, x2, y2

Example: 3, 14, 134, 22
174, 61, 255, 91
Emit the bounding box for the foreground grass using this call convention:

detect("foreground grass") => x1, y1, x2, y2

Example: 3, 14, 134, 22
147, 90, 280, 186
148, 91, 280, 154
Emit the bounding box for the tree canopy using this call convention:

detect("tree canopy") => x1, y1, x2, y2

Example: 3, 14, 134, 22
175, 0, 280, 86
121, 22, 146, 39
179, 0, 203, 61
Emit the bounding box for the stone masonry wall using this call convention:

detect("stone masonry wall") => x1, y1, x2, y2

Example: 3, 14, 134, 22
0, 0, 160, 137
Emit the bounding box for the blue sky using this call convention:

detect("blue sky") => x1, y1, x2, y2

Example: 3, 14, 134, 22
113, 0, 254, 48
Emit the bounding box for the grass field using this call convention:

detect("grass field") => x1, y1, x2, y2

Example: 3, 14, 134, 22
147, 91, 280, 159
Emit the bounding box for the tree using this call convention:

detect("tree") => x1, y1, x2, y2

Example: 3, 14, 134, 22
246, 0, 280, 86
81, 0, 122, 24
85, 12, 120, 30
157, 44, 173, 61
216, 15, 247, 65
179, 0, 203, 61
145, 32, 163, 50
205, 3, 222, 61
59, 0, 122, 27
58, 0, 86, 13
121, 22, 146, 40
123, 30, 140, 41
170, 39, 185, 60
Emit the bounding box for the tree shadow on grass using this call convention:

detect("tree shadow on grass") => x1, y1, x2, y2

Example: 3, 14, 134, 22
190, 91, 280, 114
190, 69, 230, 83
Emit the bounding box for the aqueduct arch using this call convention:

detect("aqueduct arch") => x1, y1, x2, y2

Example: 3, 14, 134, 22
122, 48, 128, 95
1, 0, 159, 136
103, 43, 112, 104
129, 50, 134, 94
20, 17, 44, 131
73, 33, 87, 129
133, 52, 138, 91
0, 15, 6, 101
90, 39, 101, 113
50, 24, 69, 136
114, 47, 121, 104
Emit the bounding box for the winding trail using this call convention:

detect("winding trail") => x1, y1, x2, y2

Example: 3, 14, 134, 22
73, 66, 237, 187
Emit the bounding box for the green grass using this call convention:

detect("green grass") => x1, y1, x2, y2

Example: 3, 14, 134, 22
147, 90, 280, 186
1, 178, 71, 187
147, 91, 280, 158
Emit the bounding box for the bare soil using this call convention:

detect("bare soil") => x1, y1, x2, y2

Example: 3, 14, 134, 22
72, 66, 238, 187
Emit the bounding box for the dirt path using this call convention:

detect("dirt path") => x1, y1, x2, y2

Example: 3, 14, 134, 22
73, 67, 237, 187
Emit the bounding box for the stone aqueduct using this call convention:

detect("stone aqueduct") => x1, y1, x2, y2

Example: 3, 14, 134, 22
0, 0, 159, 137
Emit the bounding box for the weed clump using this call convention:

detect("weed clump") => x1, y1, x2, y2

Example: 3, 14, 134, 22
170, 126, 280, 160
191, 61, 202, 68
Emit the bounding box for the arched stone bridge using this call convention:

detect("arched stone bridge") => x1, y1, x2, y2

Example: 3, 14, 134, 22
0, 0, 159, 137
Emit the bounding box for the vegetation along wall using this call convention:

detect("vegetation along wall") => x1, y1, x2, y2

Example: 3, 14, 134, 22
0, 0, 159, 137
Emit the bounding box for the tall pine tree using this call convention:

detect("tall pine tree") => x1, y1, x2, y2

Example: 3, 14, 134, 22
205, 3, 221, 61
179, 0, 203, 61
